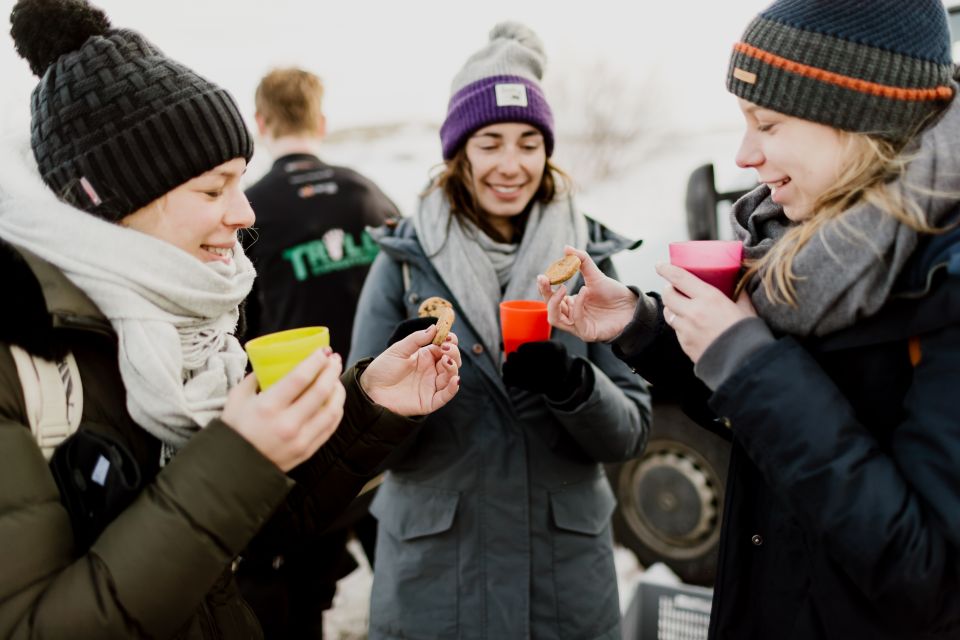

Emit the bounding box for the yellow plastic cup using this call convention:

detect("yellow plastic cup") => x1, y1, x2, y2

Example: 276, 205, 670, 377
244, 327, 330, 391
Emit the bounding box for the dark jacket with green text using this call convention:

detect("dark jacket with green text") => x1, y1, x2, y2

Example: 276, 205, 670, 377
244, 153, 399, 356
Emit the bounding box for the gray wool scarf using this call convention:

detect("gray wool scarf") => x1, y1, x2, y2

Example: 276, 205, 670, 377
0, 140, 254, 450
414, 187, 587, 363
731, 98, 960, 337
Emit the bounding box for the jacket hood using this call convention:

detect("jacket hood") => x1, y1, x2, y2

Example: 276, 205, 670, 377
0, 238, 111, 359
895, 208, 960, 299
0, 136, 112, 356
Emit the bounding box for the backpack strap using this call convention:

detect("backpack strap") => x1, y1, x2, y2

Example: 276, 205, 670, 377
9, 345, 83, 461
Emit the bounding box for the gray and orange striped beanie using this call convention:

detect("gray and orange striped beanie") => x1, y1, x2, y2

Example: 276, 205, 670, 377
727, 0, 956, 142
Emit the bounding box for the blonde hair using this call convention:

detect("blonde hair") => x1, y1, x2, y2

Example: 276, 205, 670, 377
430, 146, 571, 244
739, 132, 940, 305
254, 68, 324, 138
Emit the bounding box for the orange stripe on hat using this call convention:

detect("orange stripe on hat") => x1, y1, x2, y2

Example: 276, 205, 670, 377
734, 42, 954, 102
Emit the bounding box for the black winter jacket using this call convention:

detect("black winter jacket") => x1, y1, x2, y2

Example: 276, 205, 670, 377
243, 153, 399, 356
615, 222, 960, 639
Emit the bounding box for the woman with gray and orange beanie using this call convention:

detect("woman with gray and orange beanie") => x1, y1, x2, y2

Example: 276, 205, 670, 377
350, 22, 651, 640
540, 0, 960, 636
0, 0, 460, 637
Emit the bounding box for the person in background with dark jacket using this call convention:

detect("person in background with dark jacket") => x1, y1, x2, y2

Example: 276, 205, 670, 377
350, 22, 651, 640
244, 67, 400, 357
0, 1, 460, 638
539, 1, 960, 637
239, 66, 399, 639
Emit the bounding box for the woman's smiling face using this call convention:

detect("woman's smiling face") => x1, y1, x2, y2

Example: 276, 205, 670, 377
465, 122, 546, 225
735, 98, 854, 222
120, 157, 254, 263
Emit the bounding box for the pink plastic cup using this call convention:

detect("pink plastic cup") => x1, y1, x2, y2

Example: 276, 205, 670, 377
500, 300, 551, 356
668, 241, 744, 298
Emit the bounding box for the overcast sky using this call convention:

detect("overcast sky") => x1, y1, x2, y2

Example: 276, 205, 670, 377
1, 0, 773, 137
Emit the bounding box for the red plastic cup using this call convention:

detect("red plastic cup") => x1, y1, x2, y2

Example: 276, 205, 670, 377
669, 241, 744, 298
500, 300, 551, 356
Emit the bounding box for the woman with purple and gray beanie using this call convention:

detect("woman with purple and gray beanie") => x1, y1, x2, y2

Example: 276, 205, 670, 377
350, 22, 652, 640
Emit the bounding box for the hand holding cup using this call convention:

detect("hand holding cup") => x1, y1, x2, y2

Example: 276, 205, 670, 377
667, 241, 743, 298
224, 346, 345, 472
500, 300, 552, 356
245, 327, 330, 391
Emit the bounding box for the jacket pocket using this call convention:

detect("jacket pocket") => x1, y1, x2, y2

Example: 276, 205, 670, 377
369, 479, 460, 639
550, 472, 617, 535
549, 473, 621, 638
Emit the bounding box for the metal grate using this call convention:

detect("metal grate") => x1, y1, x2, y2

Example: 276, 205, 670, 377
622, 581, 713, 640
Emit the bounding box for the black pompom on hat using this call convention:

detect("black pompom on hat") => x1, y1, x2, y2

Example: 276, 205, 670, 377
9, 0, 253, 221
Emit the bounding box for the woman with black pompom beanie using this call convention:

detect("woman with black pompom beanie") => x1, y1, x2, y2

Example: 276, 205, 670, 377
0, 1, 461, 637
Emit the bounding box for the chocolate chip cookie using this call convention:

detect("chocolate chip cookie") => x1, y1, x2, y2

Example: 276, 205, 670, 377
418, 296, 455, 345
544, 255, 581, 285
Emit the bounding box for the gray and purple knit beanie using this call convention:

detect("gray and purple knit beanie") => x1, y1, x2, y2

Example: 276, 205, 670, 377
727, 0, 956, 142
10, 0, 253, 222
440, 22, 555, 159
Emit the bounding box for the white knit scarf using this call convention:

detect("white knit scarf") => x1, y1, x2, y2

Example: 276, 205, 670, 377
0, 142, 254, 450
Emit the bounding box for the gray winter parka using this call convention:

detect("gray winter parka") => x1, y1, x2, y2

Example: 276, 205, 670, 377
349, 215, 652, 640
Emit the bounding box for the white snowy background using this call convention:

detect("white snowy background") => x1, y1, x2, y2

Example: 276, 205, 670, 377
0, 0, 773, 292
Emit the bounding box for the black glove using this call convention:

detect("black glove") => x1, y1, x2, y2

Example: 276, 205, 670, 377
387, 316, 437, 346
502, 341, 594, 406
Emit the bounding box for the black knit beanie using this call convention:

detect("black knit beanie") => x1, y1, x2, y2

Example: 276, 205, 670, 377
9, 0, 254, 221
727, 0, 957, 143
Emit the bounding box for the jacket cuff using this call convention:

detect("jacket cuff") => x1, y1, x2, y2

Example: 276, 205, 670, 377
330, 359, 422, 475
694, 317, 775, 391
609, 288, 662, 360
546, 357, 596, 410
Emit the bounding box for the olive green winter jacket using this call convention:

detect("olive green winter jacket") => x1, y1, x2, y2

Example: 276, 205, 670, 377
0, 239, 417, 639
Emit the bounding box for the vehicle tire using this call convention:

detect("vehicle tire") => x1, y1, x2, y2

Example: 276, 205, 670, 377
608, 401, 730, 586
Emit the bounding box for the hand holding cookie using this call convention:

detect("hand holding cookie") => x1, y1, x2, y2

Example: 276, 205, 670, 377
360, 321, 461, 416
536, 246, 639, 343
418, 296, 456, 345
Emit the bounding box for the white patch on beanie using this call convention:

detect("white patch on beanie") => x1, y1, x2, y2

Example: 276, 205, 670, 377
495, 83, 528, 107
